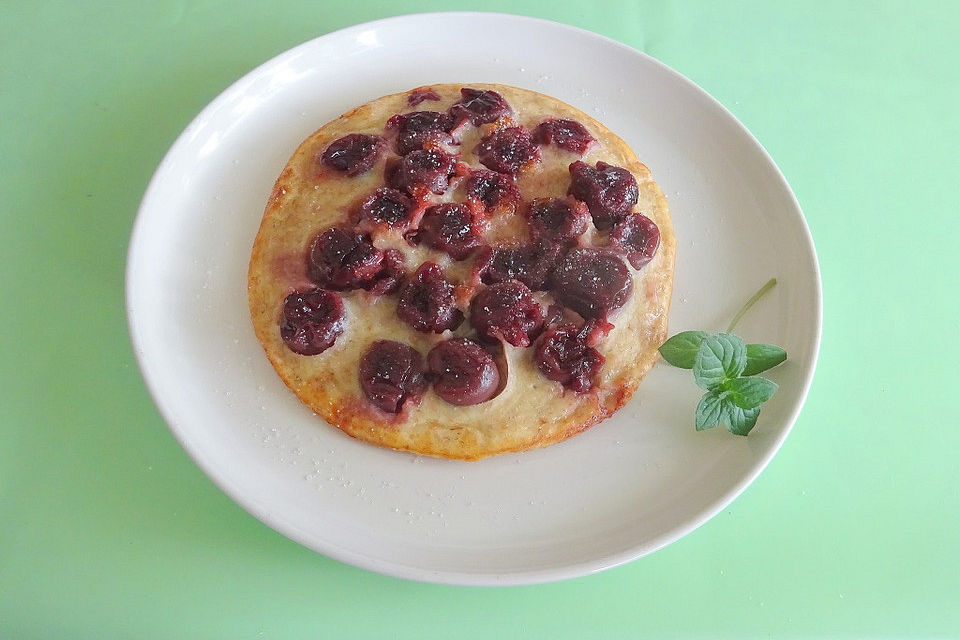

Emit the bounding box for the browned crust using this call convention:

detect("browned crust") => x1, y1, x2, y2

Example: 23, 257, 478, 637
248, 83, 675, 461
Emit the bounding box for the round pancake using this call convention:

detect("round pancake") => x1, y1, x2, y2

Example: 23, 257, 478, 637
248, 83, 676, 460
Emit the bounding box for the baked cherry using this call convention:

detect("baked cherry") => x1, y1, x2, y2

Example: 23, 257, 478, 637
533, 323, 605, 393
469, 281, 544, 347
388, 148, 457, 195
359, 340, 427, 414
279, 288, 345, 356
544, 303, 569, 327
568, 160, 639, 230
357, 187, 416, 227
365, 248, 406, 295
407, 87, 441, 106
308, 228, 383, 290
532, 118, 595, 155
449, 88, 512, 125
551, 247, 633, 319
526, 197, 590, 242
463, 169, 520, 212
478, 240, 560, 291
416, 203, 482, 260
579, 317, 614, 346
396, 262, 464, 333
609, 213, 661, 269
476, 126, 539, 174
387, 111, 454, 155
427, 338, 501, 406
321, 134, 385, 176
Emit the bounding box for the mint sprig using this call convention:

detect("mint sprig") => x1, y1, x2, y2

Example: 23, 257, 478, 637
659, 278, 787, 436
692, 333, 746, 389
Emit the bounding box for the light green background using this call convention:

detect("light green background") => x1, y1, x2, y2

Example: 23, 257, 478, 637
2, 1, 958, 637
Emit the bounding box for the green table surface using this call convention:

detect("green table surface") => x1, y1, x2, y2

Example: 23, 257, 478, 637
2, 1, 958, 637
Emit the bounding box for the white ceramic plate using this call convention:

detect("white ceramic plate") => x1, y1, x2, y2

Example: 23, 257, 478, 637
127, 12, 820, 585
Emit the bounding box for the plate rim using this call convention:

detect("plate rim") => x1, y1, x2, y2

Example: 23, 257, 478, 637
126, 10, 822, 586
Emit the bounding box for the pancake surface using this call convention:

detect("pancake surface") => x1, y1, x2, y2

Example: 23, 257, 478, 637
248, 83, 676, 460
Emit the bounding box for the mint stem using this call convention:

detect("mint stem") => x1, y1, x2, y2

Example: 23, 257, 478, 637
726, 278, 777, 333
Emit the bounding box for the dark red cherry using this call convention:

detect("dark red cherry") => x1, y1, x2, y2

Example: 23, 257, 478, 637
533, 323, 605, 393
551, 248, 633, 319
365, 249, 406, 295
407, 87, 441, 106
387, 111, 455, 155
609, 213, 661, 269
358, 187, 416, 227
463, 169, 520, 212
396, 262, 464, 333
568, 161, 639, 230
579, 317, 614, 346
427, 338, 501, 406
476, 126, 539, 174
532, 118, 595, 155
307, 228, 383, 290
321, 134, 385, 176
388, 148, 457, 195
416, 203, 482, 260
449, 88, 512, 125
526, 197, 590, 242
279, 288, 345, 356
359, 340, 427, 414
469, 281, 544, 347
478, 240, 560, 291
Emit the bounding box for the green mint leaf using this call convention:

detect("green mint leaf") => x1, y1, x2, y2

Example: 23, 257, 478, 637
659, 331, 710, 369
725, 376, 779, 409
743, 343, 787, 376
695, 390, 726, 430
723, 403, 761, 436
668, 278, 787, 437
693, 333, 747, 389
